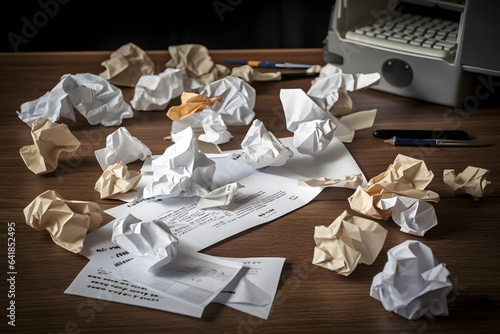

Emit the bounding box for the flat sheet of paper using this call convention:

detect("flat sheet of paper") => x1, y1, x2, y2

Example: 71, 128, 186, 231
86, 246, 243, 311
66, 256, 284, 319
105, 171, 322, 252
65, 261, 204, 316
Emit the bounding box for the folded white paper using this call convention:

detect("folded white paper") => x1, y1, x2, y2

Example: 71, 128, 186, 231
307, 64, 380, 113
370, 240, 453, 320
200, 76, 255, 126
142, 127, 216, 199
380, 195, 438, 237
112, 214, 178, 273
95, 127, 152, 171
130, 68, 184, 111
197, 182, 243, 209
241, 119, 293, 168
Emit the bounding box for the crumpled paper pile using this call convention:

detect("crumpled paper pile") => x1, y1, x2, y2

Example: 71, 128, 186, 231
94, 161, 142, 199
349, 154, 439, 220
24, 190, 102, 253
370, 240, 453, 320
20, 117, 80, 174
313, 210, 387, 276
99, 42, 155, 87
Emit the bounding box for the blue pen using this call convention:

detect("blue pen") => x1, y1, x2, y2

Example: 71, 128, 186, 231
222, 60, 312, 69
384, 137, 492, 147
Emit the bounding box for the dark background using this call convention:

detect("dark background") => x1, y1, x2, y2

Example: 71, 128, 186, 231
1, 0, 335, 52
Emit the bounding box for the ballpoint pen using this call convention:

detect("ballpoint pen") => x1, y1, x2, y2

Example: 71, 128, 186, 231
222, 60, 313, 69
373, 129, 469, 140
384, 137, 493, 147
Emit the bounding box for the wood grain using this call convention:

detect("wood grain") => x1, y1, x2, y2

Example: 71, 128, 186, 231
0, 49, 499, 334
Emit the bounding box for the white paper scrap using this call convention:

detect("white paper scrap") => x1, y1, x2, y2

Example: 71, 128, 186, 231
197, 182, 243, 210
370, 240, 453, 320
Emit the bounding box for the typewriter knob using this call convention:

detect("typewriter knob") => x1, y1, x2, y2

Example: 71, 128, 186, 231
382, 59, 413, 88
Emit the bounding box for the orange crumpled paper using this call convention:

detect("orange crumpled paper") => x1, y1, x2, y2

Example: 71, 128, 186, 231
166, 92, 223, 121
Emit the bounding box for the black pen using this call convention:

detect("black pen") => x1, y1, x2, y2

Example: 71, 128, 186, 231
373, 129, 469, 140
384, 137, 493, 147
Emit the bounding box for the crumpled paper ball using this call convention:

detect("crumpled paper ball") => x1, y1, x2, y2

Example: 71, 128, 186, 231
24, 190, 102, 253
20, 117, 80, 174
370, 240, 453, 320
94, 161, 142, 199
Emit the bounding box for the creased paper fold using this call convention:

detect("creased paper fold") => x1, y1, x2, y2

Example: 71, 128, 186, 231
298, 173, 363, 189
20, 117, 80, 174
197, 182, 243, 209
370, 240, 453, 320
23, 190, 102, 253
313, 210, 387, 276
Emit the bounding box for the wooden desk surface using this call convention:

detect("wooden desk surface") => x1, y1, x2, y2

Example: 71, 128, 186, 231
0, 49, 499, 334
